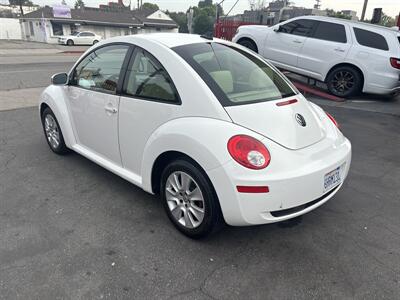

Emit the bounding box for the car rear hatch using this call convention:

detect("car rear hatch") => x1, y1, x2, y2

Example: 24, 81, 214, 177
224, 97, 325, 150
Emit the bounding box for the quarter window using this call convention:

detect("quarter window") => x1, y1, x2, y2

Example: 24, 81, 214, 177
353, 28, 389, 51
313, 21, 347, 43
124, 49, 179, 103
73, 45, 129, 94
279, 19, 316, 37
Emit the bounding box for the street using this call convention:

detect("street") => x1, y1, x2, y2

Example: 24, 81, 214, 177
0, 105, 399, 299
0, 42, 400, 299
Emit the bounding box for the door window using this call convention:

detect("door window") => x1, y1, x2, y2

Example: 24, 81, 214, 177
279, 19, 316, 37
353, 28, 389, 51
72, 45, 129, 94
124, 49, 179, 103
312, 21, 347, 43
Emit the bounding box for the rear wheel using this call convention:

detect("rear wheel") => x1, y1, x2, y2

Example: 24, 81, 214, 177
326, 66, 362, 97
93, 40, 99, 45
237, 38, 258, 53
160, 159, 223, 239
67, 39, 74, 46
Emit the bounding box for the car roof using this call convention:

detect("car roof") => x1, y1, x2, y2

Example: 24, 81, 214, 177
293, 15, 399, 35
103, 33, 215, 48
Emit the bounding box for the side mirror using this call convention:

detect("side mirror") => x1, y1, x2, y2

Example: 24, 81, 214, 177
273, 26, 280, 32
51, 73, 68, 85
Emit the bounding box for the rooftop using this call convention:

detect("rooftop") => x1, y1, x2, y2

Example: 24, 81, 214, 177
21, 6, 177, 28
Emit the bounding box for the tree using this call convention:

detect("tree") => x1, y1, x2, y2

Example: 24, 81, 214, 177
141, 2, 159, 11
379, 12, 395, 27
325, 8, 351, 20
167, 11, 189, 33
8, 0, 34, 16
74, 0, 85, 9
61, 0, 67, 5
198, 0, 212, 8
193, 11, 214, 35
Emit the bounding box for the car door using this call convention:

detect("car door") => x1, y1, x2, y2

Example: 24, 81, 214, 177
263, 19, 316, 69
67, 44, 131, 165
118, 47, 181, 176
297, 21, 351, 80
78, 32, 90, 45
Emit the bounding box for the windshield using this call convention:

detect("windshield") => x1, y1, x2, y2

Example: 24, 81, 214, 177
71, 32, 80, 36
173, 42, 297, 106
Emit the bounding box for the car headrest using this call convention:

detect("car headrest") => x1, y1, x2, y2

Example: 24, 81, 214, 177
210, 70, 233, 94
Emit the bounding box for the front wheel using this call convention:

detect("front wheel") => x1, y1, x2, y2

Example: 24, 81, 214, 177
41, 107, 69, 154
160, 159, 223, 239
326, 66, 362, 97
93, 40, 99, 45
67, 39, 74, 46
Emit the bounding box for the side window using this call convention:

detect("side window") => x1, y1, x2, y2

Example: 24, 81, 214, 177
313, 21, 347, 43
73, 45, 129, 94
279, 19, 316, 37
124, 49, 179, 103
353, 28, 389, 51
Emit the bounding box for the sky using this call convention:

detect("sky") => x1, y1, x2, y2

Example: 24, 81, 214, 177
2, 0, 399, 18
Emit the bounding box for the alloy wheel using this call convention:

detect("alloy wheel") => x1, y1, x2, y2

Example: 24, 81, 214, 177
165, 171, 205, 229
44, 114, 60, 150
331, 71, 355, 95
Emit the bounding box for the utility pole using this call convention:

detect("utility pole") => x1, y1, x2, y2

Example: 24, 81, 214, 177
361, 0, 368, 21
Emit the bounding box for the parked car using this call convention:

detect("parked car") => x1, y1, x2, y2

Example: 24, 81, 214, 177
233, 16, 400, 97
39, 33, 351, 238
58, 31, 102, 46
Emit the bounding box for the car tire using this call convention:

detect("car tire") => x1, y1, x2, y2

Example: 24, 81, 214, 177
93, 40, 99, 45
238, 38, 258, 53
160, 159, 223, 239
41, 107, 69, 155
326, 66, 362, 97
67, 39, 74, 46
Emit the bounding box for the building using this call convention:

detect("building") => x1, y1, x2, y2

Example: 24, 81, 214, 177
223, 0, 327, 25
19, 5, 178, 44
341, 10, 358, 21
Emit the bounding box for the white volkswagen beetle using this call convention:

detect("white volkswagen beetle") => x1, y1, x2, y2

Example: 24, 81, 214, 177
39, 33, 351, 238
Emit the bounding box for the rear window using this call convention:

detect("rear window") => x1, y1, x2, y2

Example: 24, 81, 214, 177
173, 43, 296, 106
353, 28, 389, 51
313, 21, 347, 43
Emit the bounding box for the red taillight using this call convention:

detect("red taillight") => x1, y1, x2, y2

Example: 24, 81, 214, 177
390, 57, 400, 69
227, 135, 271, 170
326, 112, 339, 128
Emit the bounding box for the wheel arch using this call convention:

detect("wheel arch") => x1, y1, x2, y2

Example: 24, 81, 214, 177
39, 86, 76, 148
325, 63, 365, 89
236, 37, 259, 53
150, 151, 208, 195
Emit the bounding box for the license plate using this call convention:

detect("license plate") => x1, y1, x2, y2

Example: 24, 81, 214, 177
324, 165, 342, 192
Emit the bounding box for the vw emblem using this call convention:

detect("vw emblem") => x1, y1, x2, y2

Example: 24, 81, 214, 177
295, 113, 306, 127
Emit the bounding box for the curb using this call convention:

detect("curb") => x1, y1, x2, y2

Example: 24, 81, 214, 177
292, 81, 345, 102
60, 50, 85, 54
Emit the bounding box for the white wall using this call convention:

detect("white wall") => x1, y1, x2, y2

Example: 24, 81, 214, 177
0, 18, 22, 40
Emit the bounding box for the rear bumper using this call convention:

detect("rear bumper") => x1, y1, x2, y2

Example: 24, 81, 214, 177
208, 136, 352, 226
363, 71, 400, 95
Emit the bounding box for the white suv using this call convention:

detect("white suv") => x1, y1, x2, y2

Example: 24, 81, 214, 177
233, 16, 400, 97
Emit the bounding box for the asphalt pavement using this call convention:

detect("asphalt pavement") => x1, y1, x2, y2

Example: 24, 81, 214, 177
0, 104, 399, 299
0, 56, 76, 91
